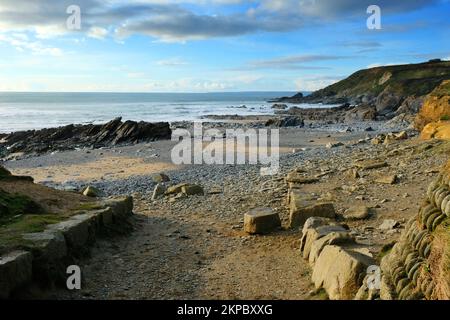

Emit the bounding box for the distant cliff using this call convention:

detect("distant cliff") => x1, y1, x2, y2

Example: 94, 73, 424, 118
278, 60, 450, 119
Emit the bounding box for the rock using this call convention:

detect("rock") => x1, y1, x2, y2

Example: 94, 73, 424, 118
301, 217, 333, 235
375, 175, 398, 185
22, 230, 67, 262
355, 160, 388, 170
311, 245, 375, 300
301, 225, 347, 260
271, 104, 288, 110
165, 183, 189, 195
181, 184, 204, 196
48, 215, 92, 250
343, 206, 371, 220
347, 169, 360, 179
244, 207, 281, 234
421, 121, 450, 140
289, 190, 336, 228
265, 116, 304, 127
207, 187, 223, 195
285, 172, 319, 184
82, 186, 101, 197
326, 142, 344, 149
0, 251, 33, 299
308, 231, 356, 266
395, 131, 408, 140
152, 173, 170, 183
0, 165, 11, 176
415, 80, 450, 131
22, 230, 68, 283
0, 117, 172, 156
151, 183, 166, 200
378, 219, 400, 231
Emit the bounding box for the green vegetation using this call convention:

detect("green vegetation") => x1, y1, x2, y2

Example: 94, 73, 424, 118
0, 190, 44, 220
440, 115, 450, 121
0, 166, 11, 176
430, 80, 450, 97
75, 202, 104, 211
0, 214, 67, 254
378, 241, 395, 261
310, 288, 329, 300
305, 61, 450, 101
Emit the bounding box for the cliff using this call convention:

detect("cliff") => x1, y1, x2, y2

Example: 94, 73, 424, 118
415, 80, 450, 140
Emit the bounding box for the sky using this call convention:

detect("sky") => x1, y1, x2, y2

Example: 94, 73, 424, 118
0, 0, 449, 92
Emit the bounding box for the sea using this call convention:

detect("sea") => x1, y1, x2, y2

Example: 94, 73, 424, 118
0, 91, 329, 133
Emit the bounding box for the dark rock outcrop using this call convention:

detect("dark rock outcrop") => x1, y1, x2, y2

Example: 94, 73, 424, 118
265, 116, 305, 127
0, 118, 171, 157
279, 103, 377, 123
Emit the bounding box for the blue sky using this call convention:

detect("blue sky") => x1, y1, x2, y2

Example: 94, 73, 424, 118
0, 0, 449, 92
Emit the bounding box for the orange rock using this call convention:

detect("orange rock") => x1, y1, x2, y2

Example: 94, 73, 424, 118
420, 121, 450, 140
415, 80, 450, 131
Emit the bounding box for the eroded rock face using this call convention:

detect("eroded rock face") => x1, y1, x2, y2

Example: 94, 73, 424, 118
421, 121, 450, 140
0, 117, 172, 157
379, 161, 450, 300
415, 80, 450, 131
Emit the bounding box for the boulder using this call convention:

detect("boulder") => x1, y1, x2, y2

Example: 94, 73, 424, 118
375, 175, 398, 185
82, 186, 101, 197
311, 245, 375, 300
343, 206, 371, 220
0, 251, 33, 299
181, 184, 204, 196
326, 142, 344, 149
48, 216, 92, 250
244, 207, 281, 234
301, 224, 347, 260
165, 183, 189, 195
285, 172, 319, 184
355, 160, 388, 170
289, 190, 335, 228
308, 231, 355, 266
151, 183, 166, 200
379, 219, 400, 231
152, 173, 170, 183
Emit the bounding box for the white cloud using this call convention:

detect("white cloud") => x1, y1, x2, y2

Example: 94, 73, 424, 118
156, 57, 188, 66
0, 33, 63, 56
87, 27, 108, 39
295, 76, 342, 91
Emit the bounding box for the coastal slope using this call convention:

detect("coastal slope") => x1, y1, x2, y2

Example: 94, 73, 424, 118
278, 60, 450, 119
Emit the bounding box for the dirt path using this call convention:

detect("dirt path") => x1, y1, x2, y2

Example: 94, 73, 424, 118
53, 203, 313, 300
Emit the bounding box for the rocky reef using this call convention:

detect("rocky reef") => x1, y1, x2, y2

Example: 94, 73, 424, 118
0, 117, 171, 158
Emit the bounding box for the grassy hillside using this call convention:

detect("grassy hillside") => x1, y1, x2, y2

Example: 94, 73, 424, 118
313, 60, 449, 99
285, 60, 450, 108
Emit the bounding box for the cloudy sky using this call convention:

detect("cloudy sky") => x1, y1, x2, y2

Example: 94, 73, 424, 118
0, 0, 449, 92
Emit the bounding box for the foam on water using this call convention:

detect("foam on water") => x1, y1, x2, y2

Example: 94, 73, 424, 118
0, 92, 333, 133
